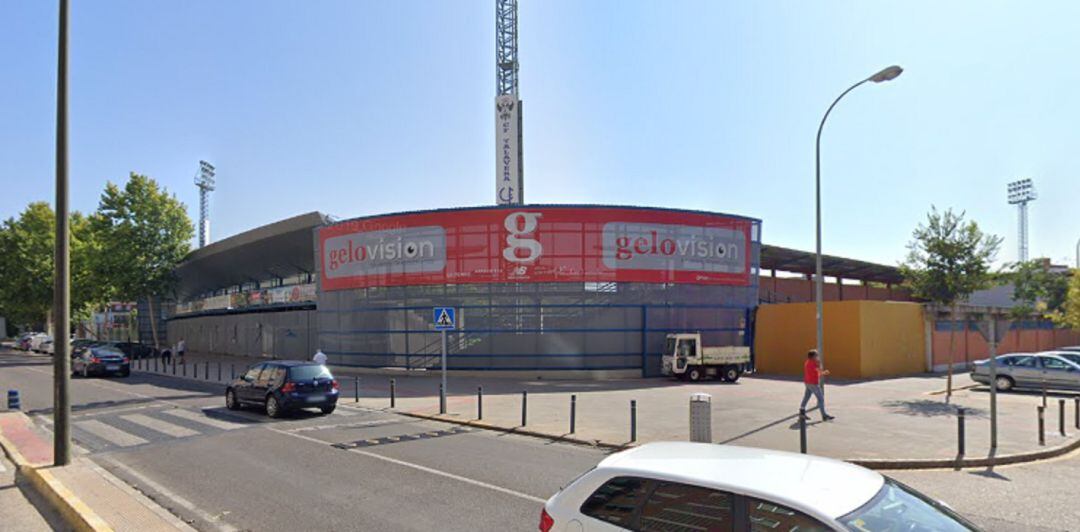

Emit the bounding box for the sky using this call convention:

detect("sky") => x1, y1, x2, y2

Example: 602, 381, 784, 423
2, 1, 1078, 268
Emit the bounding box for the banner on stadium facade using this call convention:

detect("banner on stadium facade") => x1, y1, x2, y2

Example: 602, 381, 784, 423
319, 207, 756, 291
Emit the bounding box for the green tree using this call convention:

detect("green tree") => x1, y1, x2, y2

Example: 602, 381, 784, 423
0, 203, 109, 331
900, 207, 1002, 400
92, 173, 193, 347
1050, 271, 1080, 330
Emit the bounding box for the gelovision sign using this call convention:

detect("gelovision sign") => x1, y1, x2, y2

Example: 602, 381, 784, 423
319, 207, 756, 291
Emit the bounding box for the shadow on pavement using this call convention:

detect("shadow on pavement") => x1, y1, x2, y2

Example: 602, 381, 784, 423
880, 399, 987, 418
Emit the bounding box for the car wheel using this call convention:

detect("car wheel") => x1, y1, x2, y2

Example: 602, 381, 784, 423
724, 366, 740, 383
226, 389, 240, 410
266, 395, 282, 418
320, 405, 336, 415
687, 367, 703, 382
994, 375, 1015, 392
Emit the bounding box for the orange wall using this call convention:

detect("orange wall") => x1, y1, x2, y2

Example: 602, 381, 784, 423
759, 275, 913, 304
931, 326, 1080, 367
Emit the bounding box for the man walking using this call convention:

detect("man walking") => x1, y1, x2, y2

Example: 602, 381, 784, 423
801, 349, 834, 421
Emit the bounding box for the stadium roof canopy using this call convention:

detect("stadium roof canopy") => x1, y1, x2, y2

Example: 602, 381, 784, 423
760, 245, 904, 285
174, 211, 330, 300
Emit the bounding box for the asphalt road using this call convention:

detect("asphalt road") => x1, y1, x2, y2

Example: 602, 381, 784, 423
2, 348, 1078, 531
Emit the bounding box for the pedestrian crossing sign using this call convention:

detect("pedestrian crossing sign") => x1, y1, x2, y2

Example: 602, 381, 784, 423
433, 307, 456, 330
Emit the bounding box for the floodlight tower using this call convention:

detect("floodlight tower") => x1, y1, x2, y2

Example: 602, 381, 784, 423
495, 0, 524, 205
195, 160, 216, 248
1007, 178, 1037, 262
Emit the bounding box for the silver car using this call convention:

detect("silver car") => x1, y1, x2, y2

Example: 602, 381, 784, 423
971, 353, 1080, 392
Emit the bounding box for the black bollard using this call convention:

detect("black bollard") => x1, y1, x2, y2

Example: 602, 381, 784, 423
477, 386, 483, 420
799, 408, 807, 454
231, 364, 235, 380
154, 356, 158, 373
439, 383, 446, 414
172, 358, 176, 375
1060, 399, 1067, 436
521, 391, 527, 427
355, 376, 360, 403
957, 407, 966, 457
183, 362, 187, 377
390, 379, 396, 408
205, 362, 209, 380
1075, 397, 1079, 430
630, 400, 637, 442
1038, 406, 1046, 446
570, 395, 577, 434
217, 362, 221, 382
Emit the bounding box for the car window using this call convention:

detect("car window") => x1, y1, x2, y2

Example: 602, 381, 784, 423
580, 476, 652, 528
1009, 356, 1037, 368
841, 479, 975, 531
639, 481, 734, 532
746, 497, 829, 532
1059, 354, 1080, 366
289, 365, 333, 381
1041, 357, 1071, 371
243, 364, 264, 381
269, 366, 287, 386
92, 347, 124, 357
256, 365, 278, 385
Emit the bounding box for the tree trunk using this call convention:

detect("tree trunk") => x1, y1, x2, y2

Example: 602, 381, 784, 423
147, 297, 160, 349
946, 305, 957, 402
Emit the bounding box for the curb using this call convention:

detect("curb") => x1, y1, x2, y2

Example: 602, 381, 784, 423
394, 410, 633, 451
390, 408, 1080, 471
0, 415, 112, 532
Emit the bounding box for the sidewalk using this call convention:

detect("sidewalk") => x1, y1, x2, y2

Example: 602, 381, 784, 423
152, 351, 1080, 466
0, 411, 194, 531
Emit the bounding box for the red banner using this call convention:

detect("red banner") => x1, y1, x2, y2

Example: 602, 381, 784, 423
319, 206, 756, 291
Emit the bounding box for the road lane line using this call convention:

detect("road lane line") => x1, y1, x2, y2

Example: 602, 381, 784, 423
121, 414, 200, 438
161, 409, 246, 431
99, 456, 238, 532
269, 427, 546, 503
76, 420, 150, 447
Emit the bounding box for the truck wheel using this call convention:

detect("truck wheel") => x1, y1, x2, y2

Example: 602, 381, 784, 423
723, 366, 741, 383
687, 367, 703, 382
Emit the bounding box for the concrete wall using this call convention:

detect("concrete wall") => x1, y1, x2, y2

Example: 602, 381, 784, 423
930, 325, 1080, 370
166, 309, 316, 360
754, 300, 925, 379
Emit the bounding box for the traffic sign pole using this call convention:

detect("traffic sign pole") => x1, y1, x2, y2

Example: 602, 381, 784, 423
440, 330, 447, 414
433, 307, 455, 415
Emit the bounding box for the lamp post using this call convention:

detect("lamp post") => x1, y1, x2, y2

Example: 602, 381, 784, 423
815, 65, 902, 377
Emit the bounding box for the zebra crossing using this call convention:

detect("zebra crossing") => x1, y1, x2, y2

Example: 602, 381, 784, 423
62, 406, 259, 451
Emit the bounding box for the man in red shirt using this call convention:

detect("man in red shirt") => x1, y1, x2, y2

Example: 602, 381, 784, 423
801, 349, 834, 421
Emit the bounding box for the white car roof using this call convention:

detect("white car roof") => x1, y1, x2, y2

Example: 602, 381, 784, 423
596, 442, 883, 519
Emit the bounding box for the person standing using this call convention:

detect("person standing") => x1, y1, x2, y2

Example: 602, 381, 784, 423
177, 338, 186, 365
313, 349, 327, 366
801, 349, 834, 421
161, 345, 172, 365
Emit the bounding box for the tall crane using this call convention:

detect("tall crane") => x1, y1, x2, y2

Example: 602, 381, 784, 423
495, 0, 524, 205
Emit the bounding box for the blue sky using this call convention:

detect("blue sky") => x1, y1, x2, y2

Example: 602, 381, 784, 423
2, 1, 1078, 267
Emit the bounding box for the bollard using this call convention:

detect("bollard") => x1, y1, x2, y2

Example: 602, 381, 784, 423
521, 391, 528, 426
1075, 397, 1079, 430
172, 358, 176, 375
193, 362, 198, 379
477, 386, 483, 420
205, 362, 209, 380
7, 390, 20, 410
355, 377, 360, 403
217, 362, 221, 382
1038, 406, 1046, 446
630, 400, 637, 442
957, 407, 966, 457
183, 362, 188, 377
689, 393, 712, 443
231, 364, 235, 380
154, 356, 158, 373
1060, 399, 1067, 436
390, 379, 396, 408
799, 408, 807, 454
440, 383, 446, 414
570, 395, 577, 434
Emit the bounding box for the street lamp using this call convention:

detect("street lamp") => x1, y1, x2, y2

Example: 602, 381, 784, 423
814, 65, 903, 376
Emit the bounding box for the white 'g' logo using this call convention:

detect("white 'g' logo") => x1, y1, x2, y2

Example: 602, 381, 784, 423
503, 212, 542, 263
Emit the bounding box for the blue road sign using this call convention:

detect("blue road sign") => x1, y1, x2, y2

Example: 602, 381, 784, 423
434, 307, 456, 330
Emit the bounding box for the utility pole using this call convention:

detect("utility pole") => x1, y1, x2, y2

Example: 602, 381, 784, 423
53, 0, 72, 466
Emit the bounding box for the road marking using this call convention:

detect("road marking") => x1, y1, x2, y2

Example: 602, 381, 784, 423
286, 418, 399, 433
100, 456, 238, 532
270, 427, 546, 503
332, 426, 474, 449
161, 409, 246, 431
76, 419, 150, 447
121, 414, 200, 438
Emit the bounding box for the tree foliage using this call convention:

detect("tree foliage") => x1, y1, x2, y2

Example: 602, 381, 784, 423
1009, 260, 1069, 321
92, 173, 193, 301
900, 207, 1003, 306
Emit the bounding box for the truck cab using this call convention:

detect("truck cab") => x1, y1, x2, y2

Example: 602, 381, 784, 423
662, 332, 751, 382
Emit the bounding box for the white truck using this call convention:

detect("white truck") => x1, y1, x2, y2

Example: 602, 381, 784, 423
661, 332, 751, 382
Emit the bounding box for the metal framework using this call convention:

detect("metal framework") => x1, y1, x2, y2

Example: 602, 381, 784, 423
195, 160, 216, 248
1007, 178, 1036, 262
496, 0, 518, 96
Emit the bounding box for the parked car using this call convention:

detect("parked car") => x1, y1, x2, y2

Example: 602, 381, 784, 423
540, 442, 977, 532
40, 338, 55, 355
970, 352, 1080, 392
72, 345, 130, 378
29, 334, 51, 353
15, 332, 41, 350
225, 361, 339, 418
112, 341, 155, 359
1058, 346, 1080, 353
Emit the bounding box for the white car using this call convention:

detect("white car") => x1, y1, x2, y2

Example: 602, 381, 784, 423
540, 443, 976, 531
29, 334, 50, 352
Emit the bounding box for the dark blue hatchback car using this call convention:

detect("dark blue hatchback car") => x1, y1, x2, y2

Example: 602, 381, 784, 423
225, 361, 339, 418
